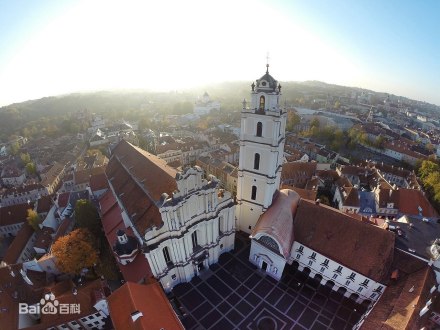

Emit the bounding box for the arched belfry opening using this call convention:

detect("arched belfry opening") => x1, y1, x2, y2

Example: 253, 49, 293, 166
259, 95, 265, 110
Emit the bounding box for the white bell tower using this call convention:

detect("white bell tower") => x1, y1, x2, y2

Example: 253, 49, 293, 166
236, 64, 287, 234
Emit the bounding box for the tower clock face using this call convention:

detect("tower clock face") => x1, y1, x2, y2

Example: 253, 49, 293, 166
261, 81, 267, 86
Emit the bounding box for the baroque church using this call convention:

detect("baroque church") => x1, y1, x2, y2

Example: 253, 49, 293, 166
102, 65, 433, 325
104, 140, 235, 291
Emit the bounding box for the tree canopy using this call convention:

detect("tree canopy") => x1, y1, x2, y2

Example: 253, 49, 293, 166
74, 199, 101, 236
26, 209, 41, 231
52, 228, 98, 275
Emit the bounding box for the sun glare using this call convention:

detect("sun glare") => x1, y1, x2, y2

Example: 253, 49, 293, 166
0, 0, 361, 104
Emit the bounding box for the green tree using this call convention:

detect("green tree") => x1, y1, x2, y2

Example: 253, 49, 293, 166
286, 112, 301, 131
10, 142, 20, 155
419, 160, 440, 181
20, 152, 31, 165
74, 199, 101, 236
27, 209, 41, 231
310, 117, 320, 130
25, 162, 37, 175
52, 229, 98, 275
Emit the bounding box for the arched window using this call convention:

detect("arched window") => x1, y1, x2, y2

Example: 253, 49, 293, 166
163, 246, 171, 265
256, 122, 263, 137
259, 96, 265, 110
254, 153, 260, 170
251, 186, 257, 200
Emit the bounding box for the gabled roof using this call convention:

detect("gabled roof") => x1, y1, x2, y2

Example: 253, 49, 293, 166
108, 281, 184, 330
294, 200, 395, 283
0, 202, 34, 226
106, 140, 177, 234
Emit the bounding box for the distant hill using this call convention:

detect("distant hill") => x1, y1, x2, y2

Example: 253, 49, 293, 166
0, 80, 437, 142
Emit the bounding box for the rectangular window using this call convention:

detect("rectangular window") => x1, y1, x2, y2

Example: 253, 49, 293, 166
192, 231, 198, 249
296, 254, 301, 259
309, 252, 317, 260
361, 279, 370, 287
345, 280, 351, 286
357, 287, 363, 293
321, 259, 329, 267
347, 272, 356, 281
370, 293, 376, 299
296, 246, 304, 254
308, 260, 313, 266
320, 267, 325, 273
375, 285, 384, 293
163, 247, 171, 264
332, 274, 338, 280
334, 266, 343, 274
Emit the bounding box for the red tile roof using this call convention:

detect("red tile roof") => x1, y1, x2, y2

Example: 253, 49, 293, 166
99, 190, 152, 282
108, 281, 184, 330
36, 195, 53, 214
397, 188, 438, 218
106, 140, 177, 234
294, 200, 395, 283
361, 265, 435, 330
90, 172, 109, 192
0, 202, 34, 226
2, 223, 35, 264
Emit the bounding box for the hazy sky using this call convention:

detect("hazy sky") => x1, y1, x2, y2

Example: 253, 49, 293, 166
0, 0, 439, 106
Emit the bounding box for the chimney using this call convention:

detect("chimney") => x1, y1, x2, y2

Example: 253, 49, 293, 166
131, 311, 143, 322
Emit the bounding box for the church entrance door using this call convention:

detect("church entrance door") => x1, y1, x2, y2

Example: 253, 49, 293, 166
261, 261, 268, 271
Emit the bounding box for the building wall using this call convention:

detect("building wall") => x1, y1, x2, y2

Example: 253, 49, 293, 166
0, 222, 24, 238
249, 239, 286, 281
143, 168, 235, 292
289, 241, 386, 303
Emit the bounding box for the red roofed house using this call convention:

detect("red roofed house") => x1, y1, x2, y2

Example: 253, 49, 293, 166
108, 281, 184, 330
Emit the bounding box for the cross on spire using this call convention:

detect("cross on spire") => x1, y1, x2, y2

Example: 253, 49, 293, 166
266, 52, 270, 73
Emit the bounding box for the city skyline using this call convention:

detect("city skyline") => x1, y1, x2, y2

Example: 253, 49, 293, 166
0, 0, 439, 107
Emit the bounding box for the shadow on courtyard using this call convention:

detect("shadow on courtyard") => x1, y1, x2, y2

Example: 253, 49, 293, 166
170, 233, 366, 330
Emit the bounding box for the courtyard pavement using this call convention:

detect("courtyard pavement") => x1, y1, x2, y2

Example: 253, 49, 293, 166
171, 234, 366, 330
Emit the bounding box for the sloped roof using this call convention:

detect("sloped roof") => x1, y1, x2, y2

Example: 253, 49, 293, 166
252, 190, 300, 258
90, 172, 109, 192
361, 265, 435, 330
294, 200, 395, 283
106, 140, 178, 234
108, 281, 184, 330
281, 162, 317, 184
2, 223, 34, 264
397, 188, 438, 218
0, 202, 34, 226
99, 190, 152, 282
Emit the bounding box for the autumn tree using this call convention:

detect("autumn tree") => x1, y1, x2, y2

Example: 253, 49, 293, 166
27, 209, 41, 231
74, 199, 101, 236
52, 229, 98, 275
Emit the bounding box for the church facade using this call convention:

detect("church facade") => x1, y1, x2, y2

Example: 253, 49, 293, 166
105, 140, 235, 292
